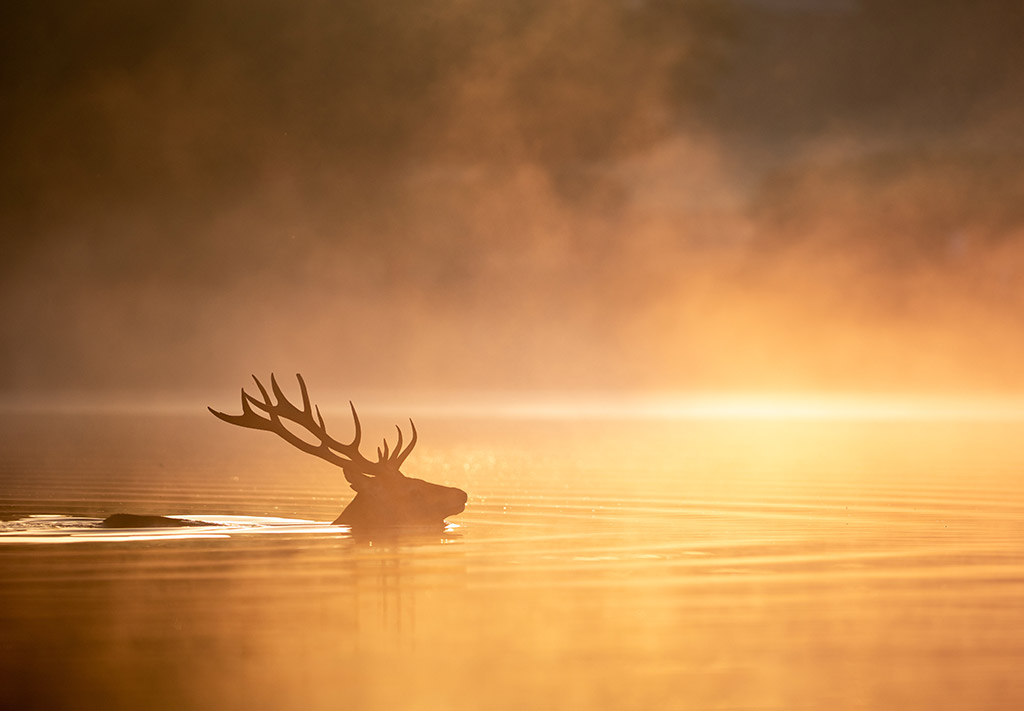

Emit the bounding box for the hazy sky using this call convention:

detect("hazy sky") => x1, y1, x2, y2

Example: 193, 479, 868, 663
2, 1, 1023, 400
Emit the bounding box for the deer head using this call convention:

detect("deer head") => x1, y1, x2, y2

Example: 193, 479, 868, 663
208, 374, 467, 528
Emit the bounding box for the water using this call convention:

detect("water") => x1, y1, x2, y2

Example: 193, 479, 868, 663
2, 411, 1023, 710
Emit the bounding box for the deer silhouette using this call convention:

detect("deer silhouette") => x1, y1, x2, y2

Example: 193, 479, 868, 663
207, 374, 467, 528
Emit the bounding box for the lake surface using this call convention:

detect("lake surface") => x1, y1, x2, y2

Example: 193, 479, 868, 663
2, 411, 1023, 710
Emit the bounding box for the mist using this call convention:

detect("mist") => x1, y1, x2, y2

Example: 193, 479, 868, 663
3, 0, 1024, 403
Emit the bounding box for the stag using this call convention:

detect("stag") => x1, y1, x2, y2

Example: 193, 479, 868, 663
208, 374, 467, 528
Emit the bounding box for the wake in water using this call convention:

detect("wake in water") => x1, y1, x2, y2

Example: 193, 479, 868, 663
0, 514, 463, 544
0, 514, 345, 543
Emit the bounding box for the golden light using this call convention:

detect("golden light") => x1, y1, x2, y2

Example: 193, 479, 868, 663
400, 393, 1024, 421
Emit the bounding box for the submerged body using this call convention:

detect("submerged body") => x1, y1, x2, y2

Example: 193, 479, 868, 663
100, 479, 467, 530
101, 513, 212, 528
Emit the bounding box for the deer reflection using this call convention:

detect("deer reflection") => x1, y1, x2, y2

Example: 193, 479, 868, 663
208, 374, 468, 528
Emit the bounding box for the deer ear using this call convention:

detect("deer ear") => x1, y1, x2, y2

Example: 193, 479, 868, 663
342, 466, 373, 492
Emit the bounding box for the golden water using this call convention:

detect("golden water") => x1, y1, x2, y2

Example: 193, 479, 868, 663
2, 412, 1023, 710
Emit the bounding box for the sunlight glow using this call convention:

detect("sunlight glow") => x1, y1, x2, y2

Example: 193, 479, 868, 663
399, 394, 1024, 421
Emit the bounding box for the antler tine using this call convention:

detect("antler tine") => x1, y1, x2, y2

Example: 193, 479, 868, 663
208, 385, 273, 430
268, 373, 308, 421
393, 418, 418, 468
391, 425, 403, 462
240, 388, 256, 413
348, 402, 362, 449
240, 389, 270, 417
295, 373, 313, 415
250, 375, 275, 417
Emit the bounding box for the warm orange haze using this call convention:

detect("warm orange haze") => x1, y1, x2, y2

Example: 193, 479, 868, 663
2, 1, 1024, 710
2, 1, 1024, 397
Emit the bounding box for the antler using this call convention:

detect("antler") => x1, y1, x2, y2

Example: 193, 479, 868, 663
208, 373, 417, 478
